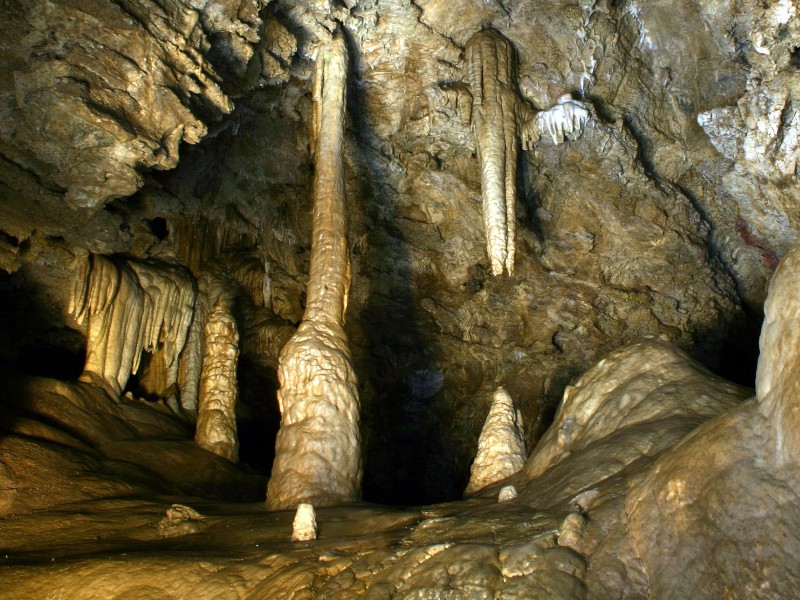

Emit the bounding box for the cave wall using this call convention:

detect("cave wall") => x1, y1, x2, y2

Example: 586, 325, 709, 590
1, 0, 798, 503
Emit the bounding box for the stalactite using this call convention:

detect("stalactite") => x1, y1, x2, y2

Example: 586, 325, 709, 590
465, 28, 589, 276
194, 273, 240, 462
466, 28, 523, 276
70, 255, 195, 398
266, 28, 362, 511
756, 241, 800, 466
464, 387, 526, 496
177, 291, 206, 418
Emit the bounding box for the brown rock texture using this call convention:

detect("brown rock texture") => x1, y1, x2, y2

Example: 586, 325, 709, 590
0, 0, 799, 597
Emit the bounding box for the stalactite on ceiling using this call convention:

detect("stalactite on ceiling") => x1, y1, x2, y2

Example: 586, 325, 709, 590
69, 254, 195, 400
266, 28, 362, 511
465, 28, 590, 276
194, 271, 240, 463
464, 387, 527, 497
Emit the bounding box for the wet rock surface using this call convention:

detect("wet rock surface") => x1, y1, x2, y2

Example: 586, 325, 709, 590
1, 0, 799, 597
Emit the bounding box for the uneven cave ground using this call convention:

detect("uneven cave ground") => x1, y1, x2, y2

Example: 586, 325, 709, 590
1, 0, 800, 597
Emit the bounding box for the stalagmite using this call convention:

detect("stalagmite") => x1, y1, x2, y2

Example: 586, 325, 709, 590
465, 387, 527, 496
756, 241, 800, 466
266, 29, 362, 510
498, 485, 518, 502
194, 274, 240, 462
291, 503, 318, 542
465, 29, 589, 276
70, 254, 195, 398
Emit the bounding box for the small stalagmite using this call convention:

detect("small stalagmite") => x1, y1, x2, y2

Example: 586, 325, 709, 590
266, 29, 362, 510
291, 503, 318, 542
465, 387, 527, 496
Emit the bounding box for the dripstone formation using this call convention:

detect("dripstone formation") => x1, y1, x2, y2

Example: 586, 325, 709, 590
1, 0, 799, 598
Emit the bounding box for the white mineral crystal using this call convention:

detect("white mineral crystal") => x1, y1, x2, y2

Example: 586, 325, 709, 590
534, 94, 590, 145
498, 485, 518, 502
465, 387, 527, 496
292, 503, 317, 542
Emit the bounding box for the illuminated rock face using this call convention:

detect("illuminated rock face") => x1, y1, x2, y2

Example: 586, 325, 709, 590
266, 30, 362, 511
70, 254, 195, 398
194, 274, 240, 462
757, 242, 800, 465
465, 387, 526, 496
615, 241, 800, 599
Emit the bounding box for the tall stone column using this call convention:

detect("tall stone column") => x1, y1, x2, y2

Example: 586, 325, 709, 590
266, 29, 362, 510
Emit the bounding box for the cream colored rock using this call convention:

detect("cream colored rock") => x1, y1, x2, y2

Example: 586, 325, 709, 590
465, 30, 589, 276
756, 240, 800, 465
194, 274, 240, 463
157, 504, 207, 539
465, 387, 526, 496
291, 503, 317, 542
525, 337, 749, 480
498, 484, 518, 502
70, 254, 195, 398
267, 29, 362, 511
529, 94, 590, 146
465, 29, 525, 276
557, 512, 586, 553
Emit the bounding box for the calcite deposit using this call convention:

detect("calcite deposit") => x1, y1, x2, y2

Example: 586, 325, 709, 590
464, 386, 526, 496
1, 0, 800, 597
266, 29, 362, 510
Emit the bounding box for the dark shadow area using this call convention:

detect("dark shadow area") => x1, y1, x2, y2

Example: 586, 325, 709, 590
236, 358, 281, 475
0, 269, 85, 382
17, 344, 84, 381
692, 305, 762, 389
343, 29, 463, 506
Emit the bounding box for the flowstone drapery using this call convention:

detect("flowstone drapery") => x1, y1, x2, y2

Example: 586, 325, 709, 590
266, 29, 362, 511
465, 28, 589, 276
70, 254, 195, 399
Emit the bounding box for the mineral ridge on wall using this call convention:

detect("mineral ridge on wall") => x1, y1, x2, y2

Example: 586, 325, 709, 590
266, 29, 362, 510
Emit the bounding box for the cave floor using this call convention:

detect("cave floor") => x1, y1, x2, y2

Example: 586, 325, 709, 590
0, 493, 571, 599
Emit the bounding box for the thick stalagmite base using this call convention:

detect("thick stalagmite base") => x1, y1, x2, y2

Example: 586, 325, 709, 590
266, 29, 362, 510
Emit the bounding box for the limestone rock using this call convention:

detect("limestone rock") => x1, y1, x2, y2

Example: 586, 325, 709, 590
267, 29, 361, 511
157, 504, 207, 538
194, 273, 240, 463
291, 503, 317, 542
465, 387, 527, 496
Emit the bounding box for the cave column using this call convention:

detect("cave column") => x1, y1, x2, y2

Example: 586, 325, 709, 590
194, 274, 240, 462
266, 28, 362, 510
